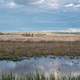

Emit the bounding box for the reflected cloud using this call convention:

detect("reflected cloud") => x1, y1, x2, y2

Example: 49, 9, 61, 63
0, 57, 80, 76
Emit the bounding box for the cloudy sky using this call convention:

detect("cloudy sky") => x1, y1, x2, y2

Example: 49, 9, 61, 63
0, 0, 80, 32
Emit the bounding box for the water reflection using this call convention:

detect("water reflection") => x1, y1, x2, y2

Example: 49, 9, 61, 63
0, 56, 80, 76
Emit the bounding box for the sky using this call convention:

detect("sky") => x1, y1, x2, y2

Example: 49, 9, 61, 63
0, 0, 80, 32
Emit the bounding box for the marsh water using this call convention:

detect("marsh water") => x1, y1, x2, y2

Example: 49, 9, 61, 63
0, 56, 80, 77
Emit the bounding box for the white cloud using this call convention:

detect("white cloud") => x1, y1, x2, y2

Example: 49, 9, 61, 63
65, 28, 80, 32
30, 0, 80, 10
64, 3, 74, 8
75, 4, 80, 8
31, 0, 45, 4
41, 28, 80, 32
6, 1, 17, 8
0, 0, 80, 10
46, 0, 60, 9
30, 0, 60, 9
64, 3, 80, 9
0, 0, 24, 9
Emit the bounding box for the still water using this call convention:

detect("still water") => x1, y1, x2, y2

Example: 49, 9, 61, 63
0, 56, 80, 76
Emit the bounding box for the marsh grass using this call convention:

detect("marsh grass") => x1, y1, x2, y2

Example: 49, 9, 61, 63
0, 41, 80, 58
1, 72, 80, 80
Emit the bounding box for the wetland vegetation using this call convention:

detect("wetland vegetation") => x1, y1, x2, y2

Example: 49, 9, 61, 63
0, 56, 80, 80
0, 41, 80, 59
0, 33, 80, 80
1, 72, 80, 80
0, 32, 80, 58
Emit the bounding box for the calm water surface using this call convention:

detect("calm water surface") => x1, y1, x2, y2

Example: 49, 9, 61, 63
0, 56, 80, 76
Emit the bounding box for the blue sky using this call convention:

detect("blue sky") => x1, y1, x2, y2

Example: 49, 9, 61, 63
0, 0, 80, 32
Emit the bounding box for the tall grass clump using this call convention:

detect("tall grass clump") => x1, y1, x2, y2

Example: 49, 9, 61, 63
1, 72, 80, 80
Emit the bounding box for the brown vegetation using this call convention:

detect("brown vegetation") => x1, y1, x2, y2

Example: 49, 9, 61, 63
0, 32, 80, 58
0, 41, 80, 58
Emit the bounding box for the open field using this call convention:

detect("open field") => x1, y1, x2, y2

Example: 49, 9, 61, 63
0, 32, 80, 42
0, 32, 80, 58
